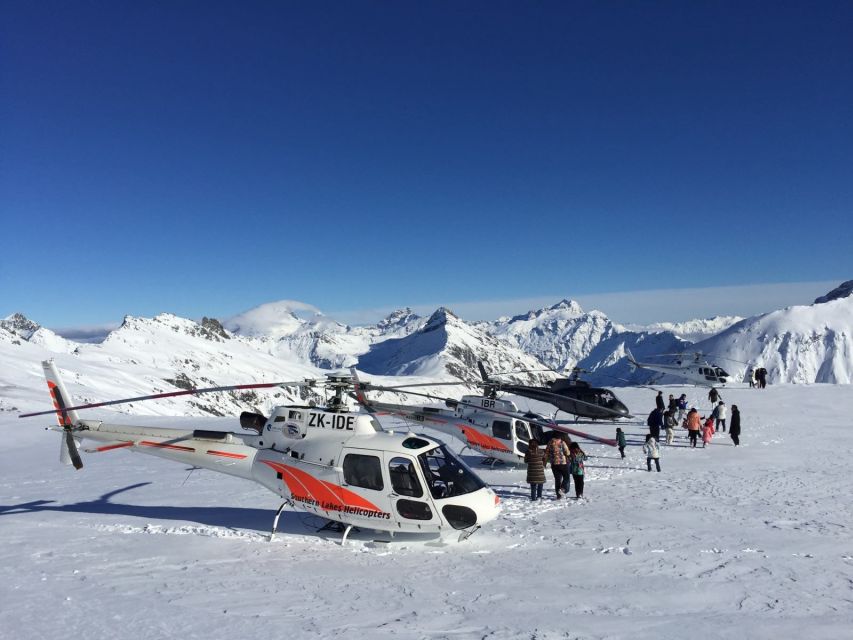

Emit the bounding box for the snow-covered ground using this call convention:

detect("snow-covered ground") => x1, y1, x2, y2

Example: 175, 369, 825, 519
1, 384, 851, 639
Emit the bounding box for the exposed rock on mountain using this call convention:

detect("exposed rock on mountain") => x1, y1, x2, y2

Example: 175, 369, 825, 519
358, 307, 551, 385
1, 313, 40, 340
483, 299, 619, 372
815, 280, 853, 304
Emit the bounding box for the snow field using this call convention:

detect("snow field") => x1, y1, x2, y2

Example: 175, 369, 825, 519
1, 384, 852, 639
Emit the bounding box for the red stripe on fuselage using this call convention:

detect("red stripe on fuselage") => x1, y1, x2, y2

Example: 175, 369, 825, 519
139, 440, 195, 452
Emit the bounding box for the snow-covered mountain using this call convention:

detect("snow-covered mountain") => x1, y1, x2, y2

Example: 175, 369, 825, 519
631, 316, 743, 343
224, 301, 424, 369
0, 312, 323, 417
4, 280, 852, 421
577, 330, 693, 386
358, 307, 552, 385
692, 294, 853, 384
481, 299, 619, 372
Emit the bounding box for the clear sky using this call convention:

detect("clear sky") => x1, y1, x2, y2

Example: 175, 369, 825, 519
1, 1, 850, 330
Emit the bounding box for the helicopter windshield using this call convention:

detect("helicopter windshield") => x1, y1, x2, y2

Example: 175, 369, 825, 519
417, 445, 486, 499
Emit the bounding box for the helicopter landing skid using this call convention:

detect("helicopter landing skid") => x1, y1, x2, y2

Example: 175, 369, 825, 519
269, 500, 294, 541
317, 520, 359, 545
458, 525, 481, 542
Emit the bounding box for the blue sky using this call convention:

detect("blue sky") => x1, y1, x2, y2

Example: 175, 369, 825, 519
1, 1, 850, 329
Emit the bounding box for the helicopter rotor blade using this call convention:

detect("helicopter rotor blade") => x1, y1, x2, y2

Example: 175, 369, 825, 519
18, 380, 317, 419
358, 383, 616, 446
64, 428, 84, 470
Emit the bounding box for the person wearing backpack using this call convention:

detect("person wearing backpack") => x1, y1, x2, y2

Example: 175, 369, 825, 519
543, 434, 571, 499
643, 434, 661, 472
715, 401, 727, 432
568, 442, 587, 499
647, 406, 663, 441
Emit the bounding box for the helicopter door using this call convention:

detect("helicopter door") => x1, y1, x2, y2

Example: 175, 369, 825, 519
338, 450, 393, 524
384, 452, 439, 531
513, 420, 531, 455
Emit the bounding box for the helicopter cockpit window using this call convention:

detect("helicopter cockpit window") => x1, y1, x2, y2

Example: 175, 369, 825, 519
402, 437, 430, 450
288, 410, 302, 420
417, 445, 486, 499
389, 457, 423, 498
492, 420, 512, 440
529, 422, 545, 443
342, 454, 383, 491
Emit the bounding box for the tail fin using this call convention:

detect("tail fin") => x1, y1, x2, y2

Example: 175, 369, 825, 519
349, 367, 374, 413
42, 360, 83, 469
625, 349, 639, 372
43, 360, 81, 427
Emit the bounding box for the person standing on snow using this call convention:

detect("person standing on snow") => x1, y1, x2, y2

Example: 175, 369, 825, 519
756, 367, 768, 389
677, 394, 688, 422
656, 391, 666, 412
747, 367, 756, 388
616, 427, 627, 459
729, 406, 742, 446
568, 442, 587, 499
686, 408, 701, 448
647, 406, 664, 441
702, 415, 716, 447
524, 438, 546, 501
708, 387, 721, 405
667, 394, 678, 416
643, 434, 661, 472
543, 433, 571, 499
664, 410, 677, 445
715, 401, 727, 432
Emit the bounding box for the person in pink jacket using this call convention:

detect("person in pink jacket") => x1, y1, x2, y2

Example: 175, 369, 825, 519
702, 416, 716, 448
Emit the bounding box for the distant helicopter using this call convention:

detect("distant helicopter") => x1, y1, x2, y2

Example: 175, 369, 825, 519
625, 349, 745, 387
21, 361, 506, 544
475, 361, 632, 422
351, 370, 617, 466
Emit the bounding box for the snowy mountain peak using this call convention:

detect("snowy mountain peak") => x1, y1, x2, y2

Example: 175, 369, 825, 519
486, 300, 616, 372
224, 300, 321, 339
424, 307, 458, 331
376, 308, 420, 332
549, 299, 584, 315
815, 280, 853, 304
1, 313, 40, 340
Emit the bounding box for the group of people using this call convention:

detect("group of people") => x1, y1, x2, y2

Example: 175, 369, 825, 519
648, 391, 742, 453
524, 433, 587, 501
748, 366, 769, 388
524, 390, 744, 499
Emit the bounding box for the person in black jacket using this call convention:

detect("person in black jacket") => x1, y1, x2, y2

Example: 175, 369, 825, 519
647, 407, 663, 441
655, 391, 665, 412
729, 405, 741, 446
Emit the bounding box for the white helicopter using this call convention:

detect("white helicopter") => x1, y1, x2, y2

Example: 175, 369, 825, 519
625, 348, 745, 387
21, 360, 506, 544
352, 372, 617, 466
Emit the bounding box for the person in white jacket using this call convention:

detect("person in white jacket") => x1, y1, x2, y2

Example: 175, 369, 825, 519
714, 401, 728, 432
643, 434, 661, 472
